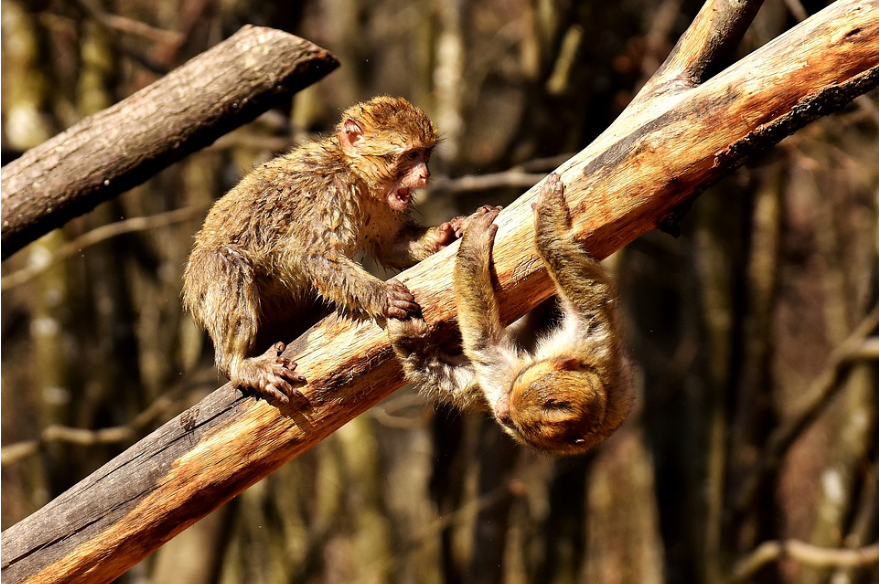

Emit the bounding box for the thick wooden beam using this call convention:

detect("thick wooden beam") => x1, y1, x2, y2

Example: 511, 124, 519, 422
2, 1, 877, 583
0, 26, 339, 259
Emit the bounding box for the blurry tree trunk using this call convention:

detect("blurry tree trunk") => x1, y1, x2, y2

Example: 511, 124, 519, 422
433, 0, 467, 163
2, 2, 878, 583
0, 26, 338, 259
466, 422, 519, 584
585, 430, 665, 584
795, 150, 879, 584
693, 187, 745, 583
335, 417, 396, 581
1, 0, 55, 151
1, 0, 75, 524
540, 457, 590, 583
321, 0, 368, 107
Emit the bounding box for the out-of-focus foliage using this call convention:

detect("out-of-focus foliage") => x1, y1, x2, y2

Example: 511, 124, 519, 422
2, 1, 877, 583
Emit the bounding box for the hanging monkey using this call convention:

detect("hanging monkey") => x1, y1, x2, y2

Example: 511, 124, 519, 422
389, 174, 633, 454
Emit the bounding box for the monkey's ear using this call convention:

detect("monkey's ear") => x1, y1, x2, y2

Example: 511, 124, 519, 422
340, 118, 365, 155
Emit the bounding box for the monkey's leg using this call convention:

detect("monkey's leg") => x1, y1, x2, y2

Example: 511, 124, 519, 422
533, 174, 616, 331
454, 209, 503, 346
206, 253, 306, 404
386, 318, 484, 410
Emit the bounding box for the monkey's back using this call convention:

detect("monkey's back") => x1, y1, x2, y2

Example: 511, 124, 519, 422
182, 140, 364, 342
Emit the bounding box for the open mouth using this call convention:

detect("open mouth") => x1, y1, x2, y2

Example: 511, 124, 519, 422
392, 187, 412, 208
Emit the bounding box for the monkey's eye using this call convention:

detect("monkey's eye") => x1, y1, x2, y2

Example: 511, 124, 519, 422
406, 150, 421, 161
565, 435, 586, 446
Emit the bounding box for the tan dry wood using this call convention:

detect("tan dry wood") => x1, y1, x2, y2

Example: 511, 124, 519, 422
0, 26, 339, 259
2, 1, 878, 583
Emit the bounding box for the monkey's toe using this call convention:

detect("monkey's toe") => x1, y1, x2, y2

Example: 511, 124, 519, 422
236, 353, 307, 405
386, 279, 420, 318
262, 383, 292, 404
537, 173, 566, 205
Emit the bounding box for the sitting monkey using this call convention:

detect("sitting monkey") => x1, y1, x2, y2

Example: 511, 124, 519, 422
388, 174, 633, 454
183, 97, 464, 403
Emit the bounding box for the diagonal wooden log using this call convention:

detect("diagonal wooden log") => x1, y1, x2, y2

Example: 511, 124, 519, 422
0, 26, 339, 260
2, 1, 878, 582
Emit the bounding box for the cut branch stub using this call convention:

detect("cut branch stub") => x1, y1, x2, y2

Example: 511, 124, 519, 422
0, 26, 339, 259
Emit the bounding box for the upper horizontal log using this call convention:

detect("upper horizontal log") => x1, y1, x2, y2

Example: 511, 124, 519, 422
2, 1, 878, 583
0, 26, 339, 259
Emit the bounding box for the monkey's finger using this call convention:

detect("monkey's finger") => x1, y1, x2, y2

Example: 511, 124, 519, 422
391, 297, 421, 315
387, 277, 412, 291
263, 383, 291, 405
386, 306, 412, 319
487, 223, 499, 242
387, 280, 415, 301
436, 222, 460, 244
472, 209, 500, 232
281, 369, 307, 384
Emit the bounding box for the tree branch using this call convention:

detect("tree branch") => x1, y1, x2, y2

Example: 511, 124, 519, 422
2, 2, 878, 583
0, 26, 339, 260
732, 303, 879, 514
0, 205, 206, 291
633, 0, 765, 102
731, 539, 879, 582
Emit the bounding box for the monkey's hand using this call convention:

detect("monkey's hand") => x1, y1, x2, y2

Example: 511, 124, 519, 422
459, 206, 501, 244
533, 173, 573, 242
234, 342, 306, 405
435, 220, 462, 247
385, 278, 420, 319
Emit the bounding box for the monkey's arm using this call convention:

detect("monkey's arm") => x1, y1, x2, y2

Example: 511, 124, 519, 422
375, 221, 460, 270
301, 253, 417, 319
387, 319, 487, 410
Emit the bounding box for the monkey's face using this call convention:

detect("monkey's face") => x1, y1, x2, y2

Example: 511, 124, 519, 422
337, 97, 437, 212
384, 148, 432, 212
501, 359, 610, 454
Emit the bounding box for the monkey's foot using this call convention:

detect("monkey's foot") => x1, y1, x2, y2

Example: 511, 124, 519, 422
385, 278, 420, 319
233, 342, 306, 405
386, 316, 429, 350
534, 173, 573, 235
460, 206, 500, 244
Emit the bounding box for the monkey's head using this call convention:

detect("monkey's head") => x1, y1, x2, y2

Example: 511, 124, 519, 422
496, 358, 624, 455
337, 96, 438, 212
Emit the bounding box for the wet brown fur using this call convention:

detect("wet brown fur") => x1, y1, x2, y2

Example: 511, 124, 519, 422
183, 96, 459, 403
